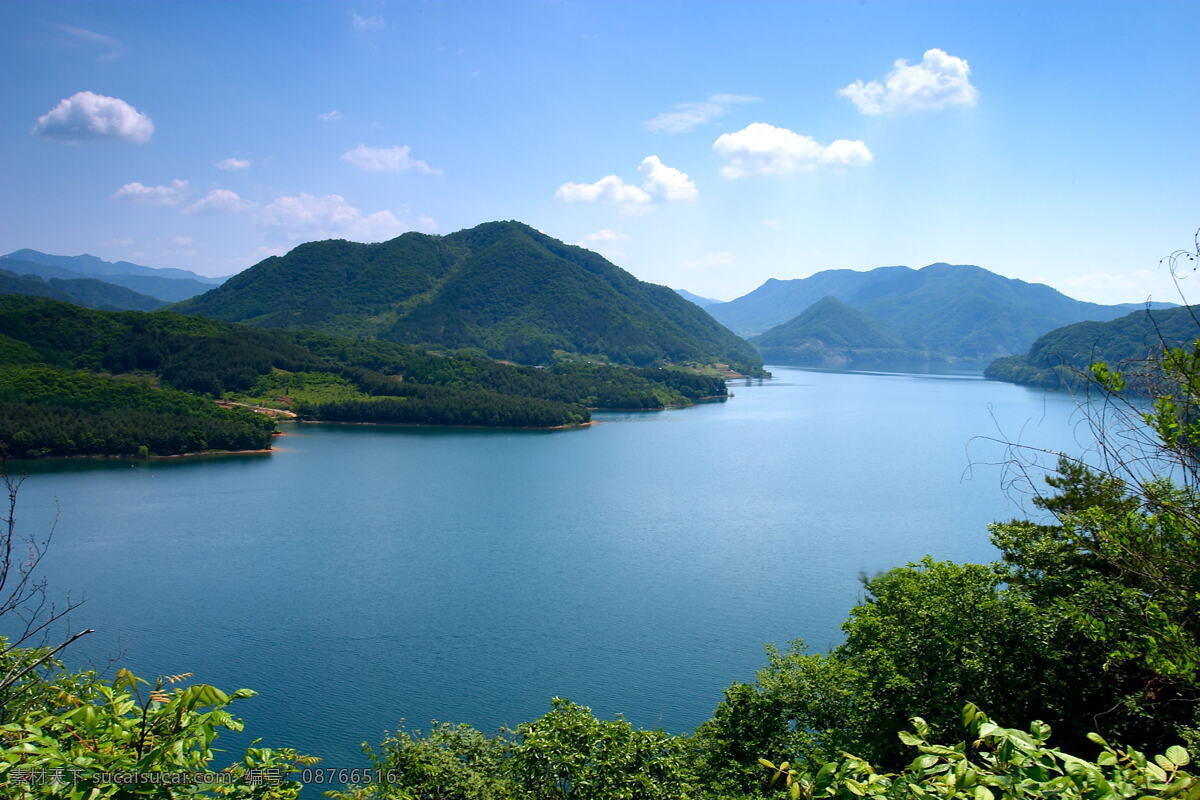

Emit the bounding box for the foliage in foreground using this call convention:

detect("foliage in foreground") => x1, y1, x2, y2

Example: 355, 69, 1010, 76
0, 650, 315, 798
762, 704, 1198, 800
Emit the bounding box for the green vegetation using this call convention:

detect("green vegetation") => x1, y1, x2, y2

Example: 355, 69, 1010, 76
0, 296, 732, 455
0, 266, 165, 312
711, 263, 1172, 364
985, 305, 1199, 389
0, 366, 275, 457
750, 296, 930, 369
173, 221, 764, 375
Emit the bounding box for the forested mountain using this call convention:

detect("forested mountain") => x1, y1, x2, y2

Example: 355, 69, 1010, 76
1, 251, 222, 302
750, 295, 928, 368
0, 296, 729, 456
710, 263, 1175, 363
0, 265, 165, 311
985, 304, 1200, 389
675, 288, 721, 307
174, 221, 763, 375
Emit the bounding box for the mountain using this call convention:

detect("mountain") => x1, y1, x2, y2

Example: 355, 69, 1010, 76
0, 266, 165, 311
175, 220, 764, 374
3, 249, 222, 284
749, 295, 929, 368
675, 288, 720, 307
709, 263, 1177, 364
1, 251, 222, 302
985, 305, 1200, 389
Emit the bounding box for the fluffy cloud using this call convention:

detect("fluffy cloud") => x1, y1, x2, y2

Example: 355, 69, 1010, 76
318, 110, 342, 122
33, 91, 154, 143
341, 144, 441, 175
556, 175, 653, 210
111, 179, 188, 206
839, 49, 978, 115
644, 94, 759, 134
184, 189, 253, 215
259, 193, 414, 242
713, 123, 872, 178
214, 157, 251, 171
557, 156, 696, 212
171, 236, 193, 246
351, 13, 385, 31
638, 156, 698, 201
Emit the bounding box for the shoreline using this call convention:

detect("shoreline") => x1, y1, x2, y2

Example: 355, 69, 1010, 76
297, 419, 595, 431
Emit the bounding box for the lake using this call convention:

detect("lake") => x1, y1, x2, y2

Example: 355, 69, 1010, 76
9, 366, 1096, 769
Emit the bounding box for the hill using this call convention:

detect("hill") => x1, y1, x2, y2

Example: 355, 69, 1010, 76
0, 263, 165, 311
985, 305, 1200, 389
709, 263, 1175, 364
0, 296, 732, 456
174, 221, 763, 375
1, 250, 221, 302
749, 295, 929, 368
675, 288, 720, 307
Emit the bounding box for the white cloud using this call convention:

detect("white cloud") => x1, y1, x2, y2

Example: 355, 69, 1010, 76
839, 48, 979, 115
351, 13, 385, 31
44, 23, 124, 61
638, 155, 698, 201
556, 175, 653, 211
101, 237, 134, 247
184, 189, 253, 215
416, 214, 439, 232
763, 218, 782, 228
171, 236, 193, 246
258, 193, 413, 242
684, 251, 737, 270
214, 157, 251, 171
341, 144, 441, 175
644, 93, 760, 134
557, 156, 696, 212
713, 123, 872, 178
318, 110, 343, 121
33, 91, 154, 143
111, 179, 188, 206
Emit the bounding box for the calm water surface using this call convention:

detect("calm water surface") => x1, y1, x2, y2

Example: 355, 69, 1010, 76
12, 367, 1095, 767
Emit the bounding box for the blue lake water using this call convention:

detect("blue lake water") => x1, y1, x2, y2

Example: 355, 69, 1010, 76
9, 366, 1097, 769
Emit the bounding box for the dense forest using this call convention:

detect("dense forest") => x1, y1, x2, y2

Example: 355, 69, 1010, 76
710, 262, 1173, 364
0, 266, 166, 311
985, 305, 1200, 389
173, 221, 765, 375
0, 296, 730, 456
750, 296, 933, 369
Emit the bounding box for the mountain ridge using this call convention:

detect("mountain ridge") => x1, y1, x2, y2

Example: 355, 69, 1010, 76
174, 220, 764, 375
711, 262, 1176, 364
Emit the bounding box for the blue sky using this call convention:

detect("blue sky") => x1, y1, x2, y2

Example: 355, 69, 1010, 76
1, 0, 1197, 304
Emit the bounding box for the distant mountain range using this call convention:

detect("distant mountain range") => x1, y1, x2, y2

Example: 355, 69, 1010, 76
985, 305, 1200, 389
750, 295, 930, 369
674, 289, 721, 308
174, 221, 764, 374
0, 267, 165, 311
709, 263, 1175, 366
0, 250, 223, 303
